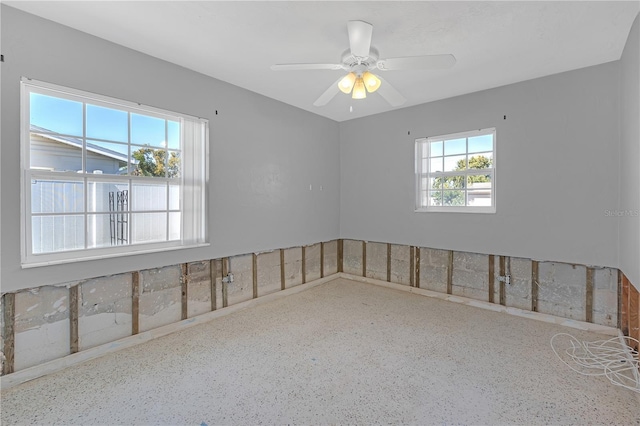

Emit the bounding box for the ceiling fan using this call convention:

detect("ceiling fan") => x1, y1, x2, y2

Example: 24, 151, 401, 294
271, 20, 456, 107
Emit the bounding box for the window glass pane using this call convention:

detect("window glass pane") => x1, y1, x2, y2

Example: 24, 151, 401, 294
87, 213, 128, 248
429, 177, 442, 190
86, 104, 128, 143
86, 140, 129, 174
30, 93, 83, 136
87, 181, 128, 212
467, 175, 492, 188
468, 153, 493, 169
444, 138, 466, 156
131, 212, 167, 244
430, 140, 443, 157
167, 151, 181, 178
428, 191, 442, 206
131, 113, 165, 148
169, 212, 181, 241
130, 146, 168, 177
31, 179, 83, 213
442, 190, 465, 206
468, 189, 493, 207
30, 132, 83, 172
443, 176, 465, 189
430, 157, 443, 173
444, 155, 466, 172
167, 120, 180, 150
468, 134, 493, 153
169, 184, 180, 210
32, 215, 84, 253
132, 182, 167, 211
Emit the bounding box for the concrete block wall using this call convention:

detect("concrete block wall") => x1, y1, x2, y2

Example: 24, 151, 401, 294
537, 263, 587, 322
419, 248, 449, 293
139, 265, 182, 333
451, 252, 489, 302
365, 242, 387, 281
323, 240, 338, 276
390, 244, 411, 286
226, 254, 254, 306
343, 239, 363, 276
284, 247, 303, 288
257, 251, 281, 297
186, 261, 213, 318
503, 257, 532, 311
305, 244, 322, 283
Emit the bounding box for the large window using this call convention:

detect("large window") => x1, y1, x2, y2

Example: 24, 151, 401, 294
21, 78, 208, 266
415, 128, 495, 213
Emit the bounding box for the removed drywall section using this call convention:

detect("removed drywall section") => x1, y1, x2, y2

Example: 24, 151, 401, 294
390, 244, 411, 286
1, 295, 7, 374
419, 248, 449, 293
78, 274, 132, 351
365, 242, 387, 281
139, 266, 181, 333
305, 244, 322, 283
451, 252, 489, 301
257, 251, 281, 297
593, 268, 618, 327
186, 261, 212, 318
284, 247, 303, 288
14, 286, 69, 371
226, 254, 253, 306
537, 263, 586, 321
212, 259, 224, 310
504, 257, 532, 311
323, 240, 338, 276
342, 239, 363, 276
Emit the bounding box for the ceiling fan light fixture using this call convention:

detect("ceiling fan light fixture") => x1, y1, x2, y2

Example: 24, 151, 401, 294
362, 71, 381, 93
352, 77, 367, 99
338, 72, 357, 94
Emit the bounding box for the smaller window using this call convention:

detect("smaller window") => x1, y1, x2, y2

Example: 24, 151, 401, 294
415, 128, 495, 213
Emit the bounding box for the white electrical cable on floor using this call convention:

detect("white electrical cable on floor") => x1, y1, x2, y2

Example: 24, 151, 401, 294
551, 333, 640, 394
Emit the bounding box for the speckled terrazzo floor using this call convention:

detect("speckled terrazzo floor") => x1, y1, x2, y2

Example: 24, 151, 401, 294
1, 278, 638, 425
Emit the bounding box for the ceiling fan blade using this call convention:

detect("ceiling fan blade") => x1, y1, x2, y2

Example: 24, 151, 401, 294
347, 20, 373, 58
271, 63, 344, 71
377, 54, 456, 71
376, 76, 406, 107
313, 78, 343, 107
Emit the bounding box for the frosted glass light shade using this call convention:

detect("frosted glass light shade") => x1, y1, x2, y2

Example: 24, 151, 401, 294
352, 78, 367, 99
338, 72, 357, 94
362, 71, 381, 93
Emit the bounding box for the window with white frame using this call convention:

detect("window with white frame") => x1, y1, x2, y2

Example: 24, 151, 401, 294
21, 78, 208, 266
415, 128, 495, 213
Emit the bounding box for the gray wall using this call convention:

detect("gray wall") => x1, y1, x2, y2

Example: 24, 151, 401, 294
0, 6, 340, 292
619, 13, 640, 288
339, 61, 621, 269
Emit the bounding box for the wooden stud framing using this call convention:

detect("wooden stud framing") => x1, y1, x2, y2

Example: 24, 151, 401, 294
630, 281, 640, 353
181, 264, 188, 320
69, 285, 79, 354
415, 247, 421, 289
488, 255, 495, 304
222, 258, 229, 308
280, 249, 286, 290
531, 261, 539, 312
617, 270, 622, 330
447, 250, 454, 295
2, 293, 15, 375
362, 241, 367, 278
253, 254, 258, 299
302, 246, 306, 284
337, 239, 344, 273
621, 273, 630, 336
320, 242, 325, 278
210, 259, 217, 311
132, 271, 140, 335
499, 256, 506, 306
386, 243, 391, 282
585, 267, 594, 323
409, 246, 415, 287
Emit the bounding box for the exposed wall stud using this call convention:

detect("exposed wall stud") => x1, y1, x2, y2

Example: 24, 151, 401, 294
320, 242, 325, 278
70, 285, 79, 354
280, 249, 286, 290
132, 271, 140, 335
409, 246, 415, 287
2, 293, 15, 375
585, 267, 594, 323
337, 239, 344, 273
222, 258, 229, 308
622, 274, 630, 336
617, 269, 622, 330
499, 256, 506, 306
447, 250, 454, 295
488, 255, 495, 303
253, 254, 258, 298
362, 241, 367, 278
210, 259, 217, 311
386, 243, 391, 282
531, 260, 539, 312
630, 280, 639, 353
415, 247, 421, 289
302, 246, 307, 284
181, 264, 188, 320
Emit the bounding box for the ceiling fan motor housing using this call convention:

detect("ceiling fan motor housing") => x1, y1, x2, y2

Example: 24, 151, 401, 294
341, 47, 379, 76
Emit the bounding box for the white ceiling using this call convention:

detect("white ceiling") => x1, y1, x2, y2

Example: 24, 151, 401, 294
6, 1, 639, 122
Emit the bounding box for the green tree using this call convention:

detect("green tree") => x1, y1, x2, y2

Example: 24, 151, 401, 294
432, 155, 492, 206
131, 147, 180, 178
